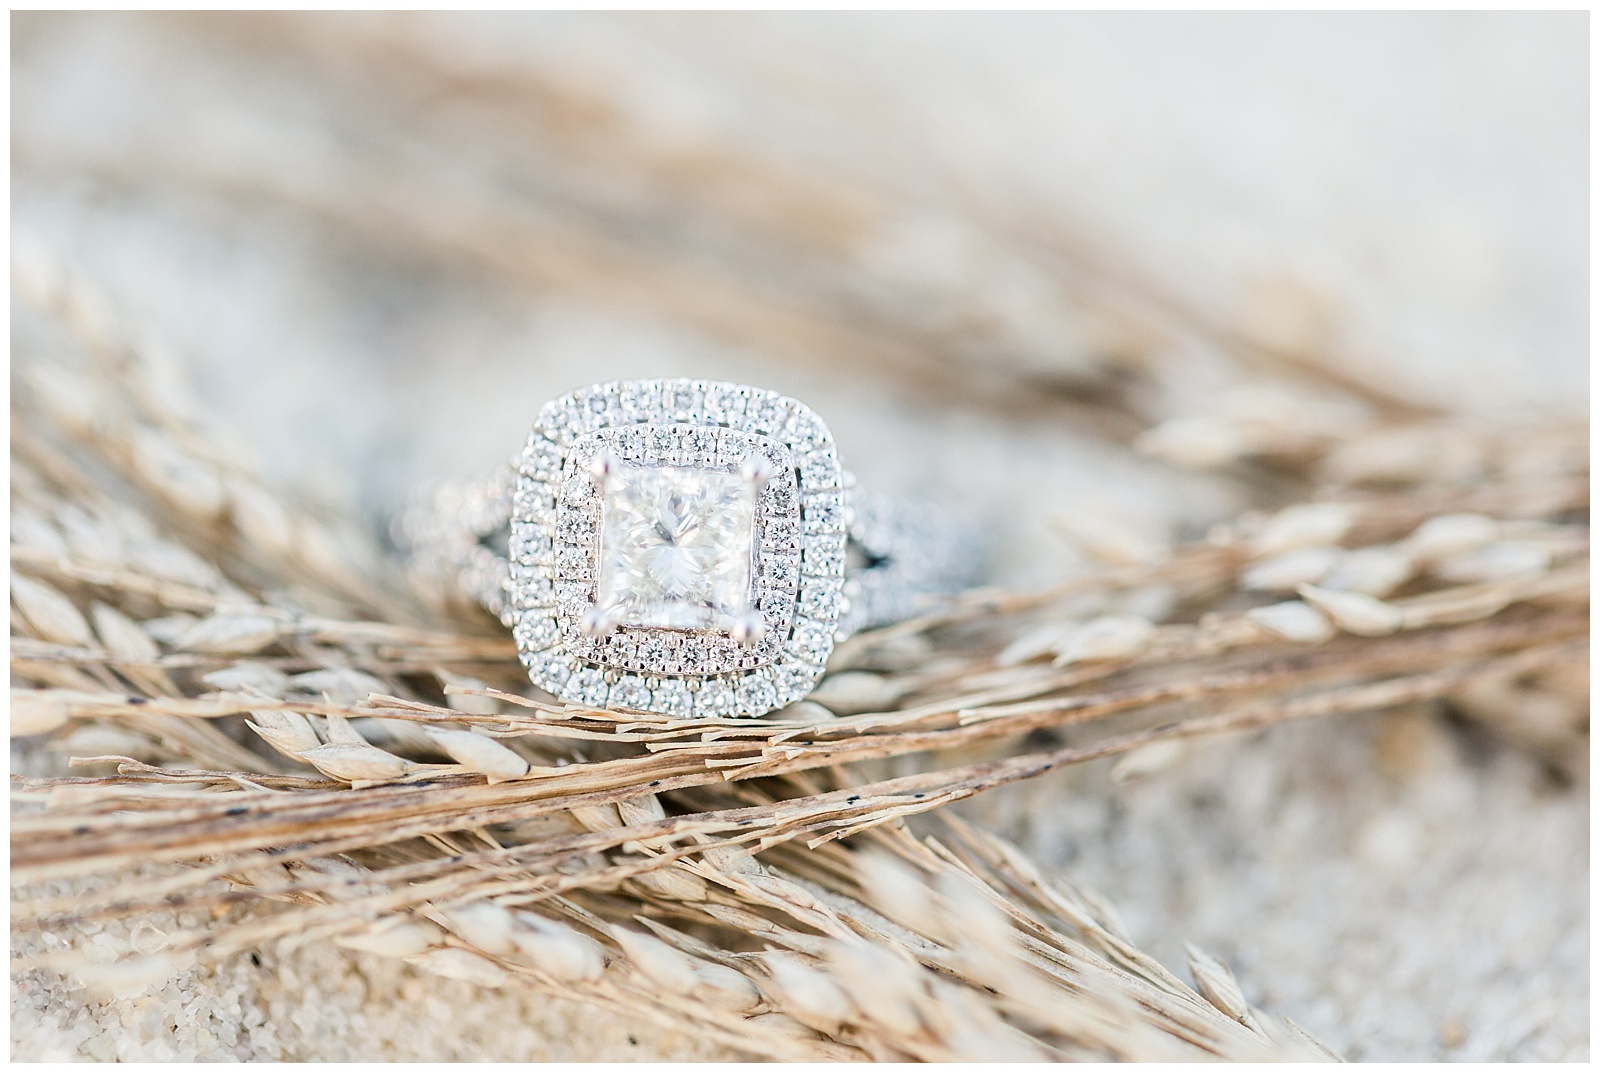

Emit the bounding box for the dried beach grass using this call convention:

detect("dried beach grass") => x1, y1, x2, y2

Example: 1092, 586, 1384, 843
10, 250, 1587, 1061
10, 12, 1588, 1061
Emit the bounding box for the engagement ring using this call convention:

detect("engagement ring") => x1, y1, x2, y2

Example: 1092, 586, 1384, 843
397, 379, 983, 718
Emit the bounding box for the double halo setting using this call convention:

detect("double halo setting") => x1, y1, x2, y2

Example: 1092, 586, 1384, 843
508, 379, 849, 719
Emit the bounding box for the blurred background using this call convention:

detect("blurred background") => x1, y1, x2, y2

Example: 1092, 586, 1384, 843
11, 11, 1588, 1061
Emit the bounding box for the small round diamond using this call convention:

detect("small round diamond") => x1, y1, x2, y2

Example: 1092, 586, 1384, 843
567, 634, 601, 661
697, 679, 736, 716
764, 482, 796, 513
679, 637, 710, 672
521, 436, 563, 479
535, 400, 566, 442
620, 381, 660, 423
556, 511, 595, 543
791, 619, 835, 663
735, 674, 777, 716
513, 481, 554, 519
802, 493, 845, 532
702, 383, 727, 423
525, 652, 573, 692
783, 409, 830, 453
510, 566, 554, 606
638, 635, 668, 667
610, 675, 651, 711
652, 679, 692, 717
510, 529, 551, 567
561, 473, 594, 504
666, 381, 700, 420
771, 660, 820, 705
762, 517, 800, 552
797, 583, 840, 618
746, 394, 786, 434
569, 667, 609, 707
761, 553, 800, 590
513, 611, 558, 650
760, 589, 796, 621
554, 546, 592, 580
558, 590, 590, 619
549, 400, 584, 445
802, 541, 845, 576
688, 427, 717, 464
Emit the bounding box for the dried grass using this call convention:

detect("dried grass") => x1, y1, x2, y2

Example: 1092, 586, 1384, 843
12, 255, 1587, 1060
10, 12, 1588, 1062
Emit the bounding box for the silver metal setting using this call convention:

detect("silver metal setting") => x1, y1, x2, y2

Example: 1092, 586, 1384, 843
396, 378, 984, 719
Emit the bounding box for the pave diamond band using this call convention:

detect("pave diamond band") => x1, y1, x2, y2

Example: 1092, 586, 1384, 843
396, 379, 984, 719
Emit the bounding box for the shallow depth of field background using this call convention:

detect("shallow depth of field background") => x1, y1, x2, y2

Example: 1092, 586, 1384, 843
10, 11, 1588, 1061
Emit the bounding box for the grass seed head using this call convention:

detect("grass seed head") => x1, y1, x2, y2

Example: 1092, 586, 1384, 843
437, 901, 519, 956
171, 613, 283, 655
11, 574, 93, 647
297, 741, 412, 784
333, 920, 447, 959
510, 912, 607, 983
1052, 614, 1156, 665
1243, 547, 1341, 592
1245, 600, 1336, 643
693, 961, 763, 1011
1404, 512, 1500, 560
1298, 585, 1403, 636
11, 690, 72, 736
89, 602, 161, 662
828, 941, 927, 1038
614, 928, 699, 992
761, 953, 855, 1033
424, 727, 531, 783
1320, 545, 1414, 597
1249, 502, 1356, 555
406, 947, 510, 988
1186, 943, 1253, 1024
205, 663, 291, 696
1432, 542, 1552, 584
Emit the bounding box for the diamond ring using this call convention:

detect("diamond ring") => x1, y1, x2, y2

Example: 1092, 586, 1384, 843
397, 379, 983, 719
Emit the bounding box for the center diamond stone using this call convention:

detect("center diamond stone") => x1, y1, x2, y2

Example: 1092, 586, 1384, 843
595, 462, 757, 630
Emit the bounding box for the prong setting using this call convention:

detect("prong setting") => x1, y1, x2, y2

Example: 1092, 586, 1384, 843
730, 609, 767, 648
739, 452, 778, 489
581, 604, 620, 638
588, 448, 619, 490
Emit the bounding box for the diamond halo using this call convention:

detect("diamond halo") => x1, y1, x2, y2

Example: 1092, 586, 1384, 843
508, 379, 847, 718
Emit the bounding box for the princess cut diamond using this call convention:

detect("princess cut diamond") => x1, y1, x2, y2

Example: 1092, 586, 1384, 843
595, 462, 758, 630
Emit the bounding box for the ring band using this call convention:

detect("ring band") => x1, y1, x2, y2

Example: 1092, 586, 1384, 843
395, 379, 983, 718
